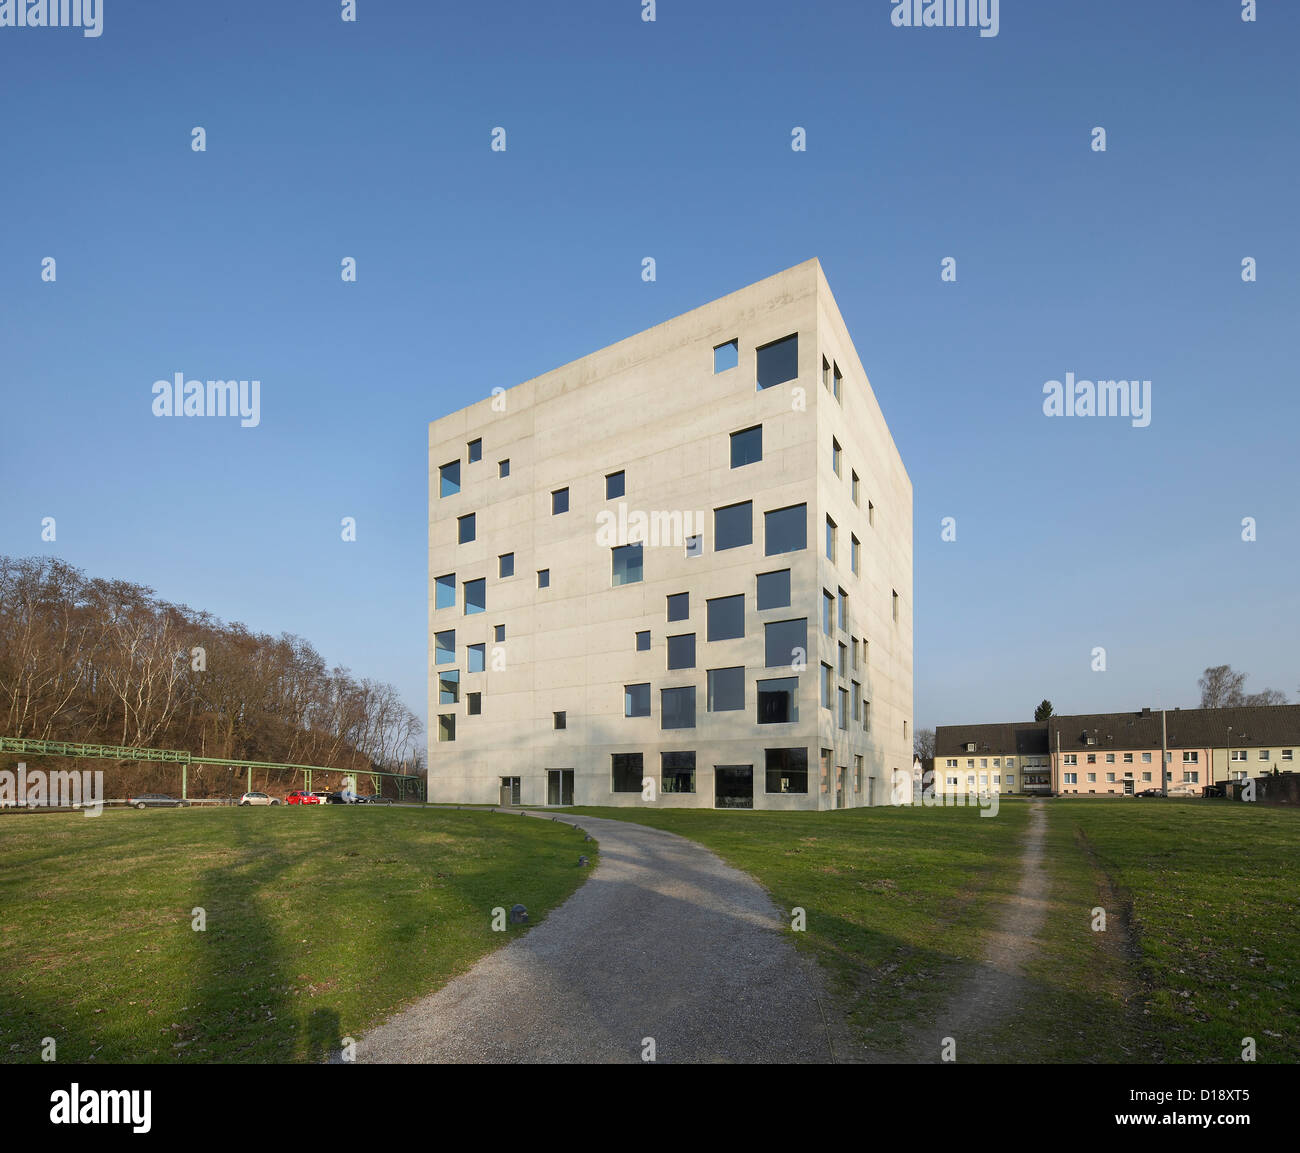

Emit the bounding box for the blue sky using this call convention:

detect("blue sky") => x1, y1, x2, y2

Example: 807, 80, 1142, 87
2, 0, 1296, 739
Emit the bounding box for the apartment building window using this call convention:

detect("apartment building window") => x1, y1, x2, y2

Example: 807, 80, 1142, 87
1142, 752, 1152, 763
467, 693, 481, 716
850, 535, 859, 574
553, 711, 566, 730
992, 758, 1000, 768
458, 513, 476, 543
707, 595, 745, 641
832, 438, 842, 477
731, 425, 762, 468
435, 573, 456, 610
612, 543, 644, 586
822, 590, 834, 636
440, 461, 461, 498
838, 588, 848, 631
980, 758, 988, 768
1284, 750, 1294, 761
757, 678, 798, 724
826, 517, 837, 563
966, 759, 974, 769
1106, 773, 1116, 783
764, 618, 807, 669
434, 630, 455, 665
467, 644, 485, 673
552, 487, 569, 514
1123, 753, 1133, 763
1259, 750, 1270, 761
494, 624, 505, 642
537, 568, 550, 588
438, 714, 455, 742
756, 333, 798, 389
1183, 751, 1199, 763
756, 568, 791, 610
714, 339, 739, 373
635, 630, 650, 651
1184, 771, 1199, 783
467, 438, 482, 463
765, 748, 808, 794
1106, 754, 1116, 764
1064, 754, 1077, 765
1006, 758, 1015, 767
438, 671, 459, 705
464, 579, 486, 615
765, 504, 807, 554
498, 459, 510, 478
820, 664, 833, 710
1231, 750, 1247, 761
715, 501, 753, 551
1087, 754, 1096, 764
498, 553, 514, 579
1064, 773, 1077, 784
661, 686, 696, 730
624, 684, 651, 718
661, 751, 696, 793
707, 667, 745, 712
606, 471, 625, 500
666, 634, 696, 670
612, 753, 643, 792
1006, 774, 1015, 787
946, 759, 958, 769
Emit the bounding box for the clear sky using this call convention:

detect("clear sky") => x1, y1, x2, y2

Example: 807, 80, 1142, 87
2, 1, 1296, 739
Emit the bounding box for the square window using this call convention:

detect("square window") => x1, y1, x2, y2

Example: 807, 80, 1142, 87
764, 503, 807, 555
832, 438, 841, 477
1087, 754, 1096, 764
438, 714, 455, 742
666, 592, 689, 622
438, 670, 459, 705
498, 553, 514, 579
635, 630, 651, 652
666, 633, 696, 670
661, 751, 696, 794
464, 578, 485, 615
756, 568, 791, 610
661, 686, 696, 730
498, 459, 510, 478
612, 542, 644, 586
467, 438, 482, 463
435, 573, 456, 610
713, 339, 738, 373
706, 594, 745, 641
756, 333, 798, 390
758, 677, 799, 724
552, 488, 569, 515
467, 643, 486, 673
764, 618, 807, 669
457, 513, 476, 543
434, 630, 455, 665
494, 624, 505, 642
765, 747, 808, 794
612, 752, 643, 793
714, 501, 753, 551
685, 534, 703, 557
730, 425, 762, 468
554, 711, 566, 730
467, 693, 481, 716
440, 460, 461, 498
707, 666, 745, 712
606, 471, 625, 500
1106, 754, 1116, 764
625, 683, 651, 717
537, 568, 550, 588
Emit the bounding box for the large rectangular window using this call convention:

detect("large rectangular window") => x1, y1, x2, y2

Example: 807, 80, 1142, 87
756, 333, 798, 390
666, 633, 696, 670
757, 677, 798, 724
464, 578, 486, 615
661, 686, 696, 730
756, 568, 790, 610
435, 573, 456, 610
458, 513, 476, 543
612, 753, 643, 793
765, 747, 808, 794
714, 501, 753, 551
764, 618, 807, 669
434, 630, 455, 666
707, 666, 745, 712
625, 683, 651, 717
661, 751, 696, 793
440, 460, 460, 498
612, 543, 644, 586
730, 425, 762, 468
467, 643, 485, 673
438, 714, 455, 742
606, 471, 625, 500
765, 504, 806, 555
706, 594, 745, 641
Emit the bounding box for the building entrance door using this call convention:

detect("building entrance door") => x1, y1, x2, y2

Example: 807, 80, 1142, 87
1123, 779, 1134, 795
500, 776, 521, 806
547, 769, 574, 805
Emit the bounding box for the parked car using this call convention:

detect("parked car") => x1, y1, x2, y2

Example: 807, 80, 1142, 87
1136, 788, 1164, 797
362, 794, 394, 805
238, 791, 280, 806
310, 790, 332, 804
128, 794, 189, 809
285, 790, 322, 805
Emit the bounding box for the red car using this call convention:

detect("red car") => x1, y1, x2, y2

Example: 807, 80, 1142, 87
285, 790, 323, 805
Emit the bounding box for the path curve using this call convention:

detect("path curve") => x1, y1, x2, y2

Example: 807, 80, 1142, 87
357, 811, 834, 1064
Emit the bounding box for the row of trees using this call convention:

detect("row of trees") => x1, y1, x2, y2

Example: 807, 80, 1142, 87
0, 556, 422, 794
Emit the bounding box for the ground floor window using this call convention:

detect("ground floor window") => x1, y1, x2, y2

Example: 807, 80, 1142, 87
764, 747, 807, 794
715, 765, 753, 809
661, 751, 696, 794
612, 753, 643, 793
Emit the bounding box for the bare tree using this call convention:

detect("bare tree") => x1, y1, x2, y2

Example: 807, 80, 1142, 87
1199, 665, 1286, 708
913, 727, 935, 761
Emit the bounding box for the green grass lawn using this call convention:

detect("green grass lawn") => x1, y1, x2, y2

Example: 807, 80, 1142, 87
0, 806, 593, 1063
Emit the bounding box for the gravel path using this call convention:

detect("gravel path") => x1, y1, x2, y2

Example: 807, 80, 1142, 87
356, 811, 834, 1064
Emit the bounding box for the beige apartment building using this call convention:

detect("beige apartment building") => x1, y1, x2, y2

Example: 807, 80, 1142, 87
427, 259, 913, 809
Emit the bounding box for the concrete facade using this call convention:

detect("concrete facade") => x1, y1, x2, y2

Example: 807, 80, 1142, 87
428, 259, 913, 809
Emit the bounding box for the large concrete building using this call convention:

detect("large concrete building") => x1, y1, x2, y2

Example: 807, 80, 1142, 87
427, 260, 913, 809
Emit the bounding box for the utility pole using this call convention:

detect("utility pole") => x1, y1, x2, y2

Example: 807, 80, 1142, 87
1161, 709, 1168, 797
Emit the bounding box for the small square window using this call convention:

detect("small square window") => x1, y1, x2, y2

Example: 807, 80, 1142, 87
467, 438, 482, 463
661, 686, 696, 730
554, 711, 566, 730
457, 513, 476, 543
537, 568, 550, 588
667, 633, 696, 670
498, 553, 514, 579
731, 425, 762, 468
685, 534, 703, 557
635, 630, 651, 651
707, 595, 745, 642
755, 333, 798, 390
707, 666, 745, 712
552, 488, 569, 515
494, 624, 505, 642
498, 459, 510, 478
667, 592, 689, 621
467, 693, 482, 716
612, 543, 644, 586
764, 618, 807, 669
714, 339, 738, 373
606, 471, 625, 500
